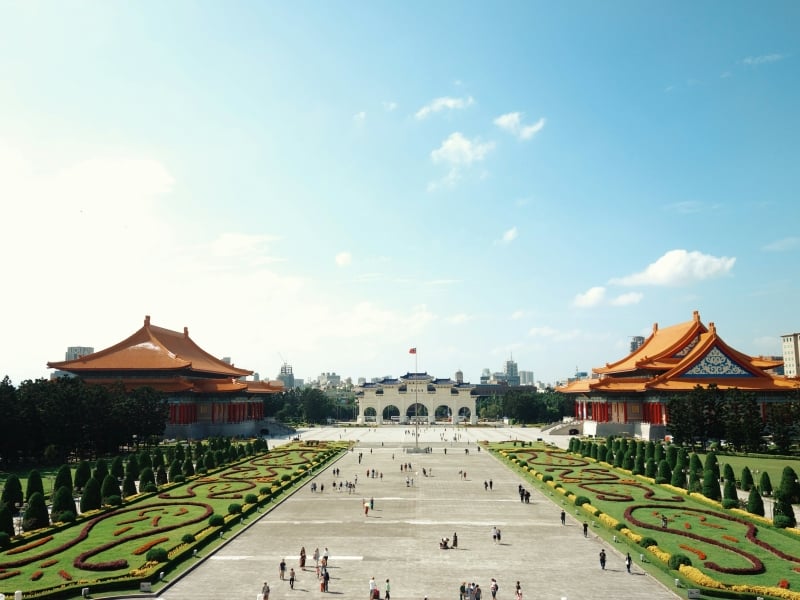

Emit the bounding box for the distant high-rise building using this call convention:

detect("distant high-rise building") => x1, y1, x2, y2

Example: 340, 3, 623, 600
66, 346, 94, 361
277, 363, 295, 388
519, 370, 534, 385
630, 336, 645, 353
480, 368, 491, 384
781, 332, 800, 378
455, 369, 464, 384
504, 356, 520, 386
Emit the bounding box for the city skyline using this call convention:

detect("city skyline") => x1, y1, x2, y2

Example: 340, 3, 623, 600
1, 2, 798, 387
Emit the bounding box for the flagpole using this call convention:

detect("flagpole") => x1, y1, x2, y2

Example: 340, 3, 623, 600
414, 349, 419, 450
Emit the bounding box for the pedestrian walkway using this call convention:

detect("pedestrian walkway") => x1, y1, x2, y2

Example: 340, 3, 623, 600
156, 426, 679, 600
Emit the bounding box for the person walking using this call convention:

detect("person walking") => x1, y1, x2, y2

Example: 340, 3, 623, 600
560, 509, 566, 525
583, 522, 588, 537
625, 552, 632, 573
475, 584, 482, 600
490, 578, 498, 599
289, 568, 296, 589
384, 578, 391, 600
514, 582, 522, 600
452, 532, 458, 548
300, 546, 306, 569
323, 569, 330, 592
492, 526, 498, 543
279, 558, 287, 580
369, 576, 377, 599
261, 581, 270, 600
313, 547, 320, 567
459, 581, 467, 600
599, 548, 607, 570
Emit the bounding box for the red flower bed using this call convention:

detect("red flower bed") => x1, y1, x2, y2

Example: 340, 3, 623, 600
680, 544, 707, 560
778, 579, 790, 589
114, 526, 133, 536
722, 535, 739, 543
58, 569, 72, 581
133, 537, 169, 556
39, 559, 57, 567
151, 516, 161, 527
684, 522, 692, 530
30, 570, 43, 580
0, 570, 21, 580
6, 535, 54, 555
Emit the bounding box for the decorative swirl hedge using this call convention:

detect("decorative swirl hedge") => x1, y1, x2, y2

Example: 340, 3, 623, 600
0, 440, 346, 598
491, 442, 800, 599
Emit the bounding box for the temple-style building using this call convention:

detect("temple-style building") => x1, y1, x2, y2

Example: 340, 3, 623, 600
356, 372, 477, 424
558, 311, 799, 440
47, 316, 283, 439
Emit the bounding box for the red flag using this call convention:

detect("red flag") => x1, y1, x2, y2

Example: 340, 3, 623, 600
409, 348, 417, 354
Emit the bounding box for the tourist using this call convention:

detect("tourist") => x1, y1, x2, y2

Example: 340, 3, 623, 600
369, 575, 377, 599
625, 552, 632, 573
279, 558, 286, 580
492, 526, 498, 543
313, 547, 320, 567
300, 546, 306, 569
452, 532, 458, 548
599, 548, 607, 570
261, 581, 270, 600
385, 578, 391, 600
289, 568, 295, 589
459, 581, 466, 600
490, 578, 498, 599
560, 509, 566, 525
583, 522, 588, 537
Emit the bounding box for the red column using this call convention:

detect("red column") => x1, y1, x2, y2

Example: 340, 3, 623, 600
623, 402, 628, 423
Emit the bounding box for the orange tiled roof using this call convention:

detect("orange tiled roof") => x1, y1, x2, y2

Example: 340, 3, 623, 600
558, 312, 798, 395
47, 316, 252, 378
246, 380, 286, 394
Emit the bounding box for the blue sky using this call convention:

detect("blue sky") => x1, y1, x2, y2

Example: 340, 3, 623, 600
1, 1, 798, 387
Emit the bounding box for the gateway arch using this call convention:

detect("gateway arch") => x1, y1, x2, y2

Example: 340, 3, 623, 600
356, 372, 477, 425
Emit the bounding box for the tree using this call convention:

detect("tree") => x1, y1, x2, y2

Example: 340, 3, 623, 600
746, 486, 764, 517
722, 479, 738, 508
721, 463, 735, 485
51, 486, 76, 521
778, 466, 800, 504
101, 474, 120, 504
773, 488, 797, 528
74, 461, 91, 492
656, 460, 672, 485
80, 477, 101, 513
54, 464, 73, 496
93, 458, 109, 483
688, 454, 703, 492
110, 456, 125, 480
122, 471, 137, 498
759, 471, 773, 497
22, 491, 49, 531
168, 460, 183, 482
722, 388, 762, 451
702, 469, 721, 501
740, 466, 754, 492
0, 501, 13, 537
126, 453, 140, 480
1, 475, 24, 515
25, 469, 45, 502
139, 467, 156, 492
703, 452, 720, 481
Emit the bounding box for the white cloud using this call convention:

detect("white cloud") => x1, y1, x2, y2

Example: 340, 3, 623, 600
573, 286, 606, 308
510, 310, 526, 320
415, 95, 474, 119
528, 326, 581, 342
494, 112, 546, 140
609, 292, 644, 306
447, 313, 474, 324
353, 111, 366, 123
500, 227, 518, 244
335, 251, 352, 267
431, 132, 494, 165
610, 249, 736, 286
383, 101, 397, 112
762, 237, 800, 252
427, 168, 460, 192
742, 53, 786, 66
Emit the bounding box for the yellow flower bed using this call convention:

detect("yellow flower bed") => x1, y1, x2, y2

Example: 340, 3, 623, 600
785, 527, 800, 537
556, 486, 568, 495
646, 545, 670, 563
598, 513, 619, 529
581, 503, 598, 515
661, 483, 688, 496
620, 528, 641, 543
546, 479, 556, 488
687, 492, 722, 509
730, 584, 800, 600
729, 508, 772, 526
678, 565, 726, 589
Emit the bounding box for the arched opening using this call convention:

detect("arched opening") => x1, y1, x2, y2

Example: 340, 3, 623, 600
406, 402, 428, 423
364, 407, 378, 422
434, 404, 452, 422
457, 406, 471, 423
382, 405, 400, 422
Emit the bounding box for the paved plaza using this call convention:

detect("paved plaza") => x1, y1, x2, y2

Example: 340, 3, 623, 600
155, 425, 680, 600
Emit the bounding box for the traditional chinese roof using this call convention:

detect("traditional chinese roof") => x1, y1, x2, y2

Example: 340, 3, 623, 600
48, 315, 252, 378
559, 311, 797, 395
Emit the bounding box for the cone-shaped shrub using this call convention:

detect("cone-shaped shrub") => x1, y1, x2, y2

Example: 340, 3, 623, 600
702, 469, 721, 501
54, 464, 73, 496
74, 461, 91, 492
25, 469, 44, 501
746, 486, 764, 516
51, 486, 75, 518
23, 491, 49, 531
759, 471, 773, 497
740, 466, 753, 492
80, 477, 102, 513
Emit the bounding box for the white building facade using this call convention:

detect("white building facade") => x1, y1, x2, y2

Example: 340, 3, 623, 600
356, 372, 477, 425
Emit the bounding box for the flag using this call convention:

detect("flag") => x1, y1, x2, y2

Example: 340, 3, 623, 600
409, 348, 417, 354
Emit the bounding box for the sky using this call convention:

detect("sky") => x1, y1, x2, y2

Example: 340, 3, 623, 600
1, 1, 798, 388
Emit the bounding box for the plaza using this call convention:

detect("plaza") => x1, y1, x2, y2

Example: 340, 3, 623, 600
155, 425, 680, 600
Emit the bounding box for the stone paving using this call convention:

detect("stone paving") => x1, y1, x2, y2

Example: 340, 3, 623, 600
155, 425, 681, 600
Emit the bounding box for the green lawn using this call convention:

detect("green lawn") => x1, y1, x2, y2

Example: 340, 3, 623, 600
489, 442, 800, 600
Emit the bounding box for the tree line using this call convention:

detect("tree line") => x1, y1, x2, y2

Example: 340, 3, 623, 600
666, 384, 800, 453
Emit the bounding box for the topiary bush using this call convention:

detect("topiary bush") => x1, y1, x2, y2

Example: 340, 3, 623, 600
146, 547, 169, 562
614, 522, 626, 531
668, 554, 692, 570
639, 536, 658, 548
574, 496, 590, 506
209, 514, 224, 527
53, 510, 76, 524
280, 474, 291, 482
722, 499, 739, 509
542, 475, 553, 483
245, 493, 258, 504
181, 533, 195, 544
0, 532, 10, 549
228, 503, 242, 515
